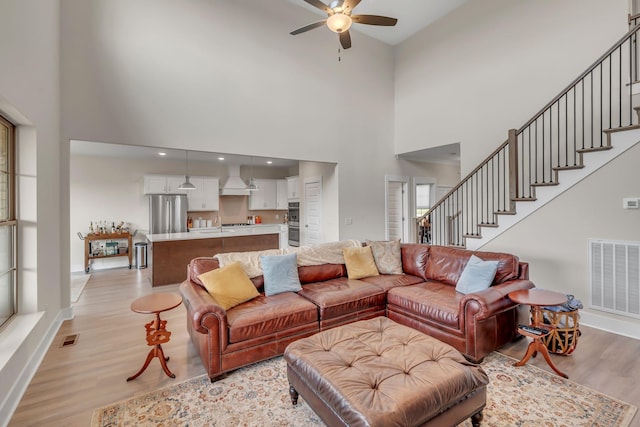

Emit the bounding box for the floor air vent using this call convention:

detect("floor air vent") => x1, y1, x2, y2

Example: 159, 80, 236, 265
589, 239, 640, 319
60, 334, 79, 348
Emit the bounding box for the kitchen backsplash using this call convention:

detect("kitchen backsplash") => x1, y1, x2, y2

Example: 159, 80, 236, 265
188, 196, 287, 226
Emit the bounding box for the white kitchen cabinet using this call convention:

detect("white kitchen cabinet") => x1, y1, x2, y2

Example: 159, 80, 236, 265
187, 177, 219, 211
249, 179, 277, 210
286, 176, 299, 200
144, 175, 168, 194
248, 179, 288, 210
144, 174, 187, 194
276, 179, 288, 209
166, 176, 188, 194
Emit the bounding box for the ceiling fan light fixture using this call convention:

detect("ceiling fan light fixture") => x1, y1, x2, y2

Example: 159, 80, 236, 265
327, 13, 352, 33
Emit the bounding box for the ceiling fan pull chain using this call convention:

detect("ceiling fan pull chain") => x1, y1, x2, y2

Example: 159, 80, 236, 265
338, 45, 341, 62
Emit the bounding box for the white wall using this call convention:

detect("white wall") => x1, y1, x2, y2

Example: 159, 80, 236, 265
60, 0, 444, 244
394, 0, 628, 175
0, 0, 63, 422
482, 142, 640, 337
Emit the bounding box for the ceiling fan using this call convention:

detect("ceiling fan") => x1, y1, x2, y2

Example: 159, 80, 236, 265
290, 0, 398, 50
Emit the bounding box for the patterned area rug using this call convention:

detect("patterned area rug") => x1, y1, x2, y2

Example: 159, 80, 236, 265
92, 352, 637, 427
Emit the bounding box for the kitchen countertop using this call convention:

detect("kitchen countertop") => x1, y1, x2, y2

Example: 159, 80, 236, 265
146, 224, 286, 243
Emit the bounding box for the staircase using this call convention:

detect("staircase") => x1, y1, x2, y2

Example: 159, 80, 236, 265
423, 19, 640, 251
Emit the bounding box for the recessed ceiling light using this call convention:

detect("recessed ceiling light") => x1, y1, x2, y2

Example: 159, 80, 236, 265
266, 161, 273, 165
158, 152, 167, 156
218, 157, 225, 161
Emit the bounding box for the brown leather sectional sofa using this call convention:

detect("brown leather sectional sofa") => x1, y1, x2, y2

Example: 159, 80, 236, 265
179, 243, 534, 381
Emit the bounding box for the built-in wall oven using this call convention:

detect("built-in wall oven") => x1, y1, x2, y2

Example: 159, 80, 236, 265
288, 201, 300, 247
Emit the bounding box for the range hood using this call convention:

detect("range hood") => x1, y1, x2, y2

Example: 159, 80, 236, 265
220, 164, 250, 196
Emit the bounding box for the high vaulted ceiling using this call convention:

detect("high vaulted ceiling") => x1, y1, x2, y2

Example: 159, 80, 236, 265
286, 0, 469, 46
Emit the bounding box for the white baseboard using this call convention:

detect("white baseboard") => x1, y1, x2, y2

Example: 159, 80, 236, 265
579, 310, 640, 340
0, 307, 71, 427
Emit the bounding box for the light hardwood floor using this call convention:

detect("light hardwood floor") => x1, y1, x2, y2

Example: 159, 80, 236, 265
8, 268, 640, 426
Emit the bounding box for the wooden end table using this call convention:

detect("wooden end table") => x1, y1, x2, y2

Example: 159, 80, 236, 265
127, 292, 182, 382
508, 289, 569, 379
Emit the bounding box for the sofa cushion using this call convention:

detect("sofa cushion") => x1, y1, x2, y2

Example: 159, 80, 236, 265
455, 255, 499, 294
190, 257, 221, 288
298, 264, 346, 284
260, 253, 302, 296
387, 282, 462, 330
198, 261, 260, 310
226, 292, 318, 344
400, 244, 430, 280
298, 278, 386, 321
189, 257, 264, 291
426, 246, 521, 286
359, 274, 425, 292
343, 246, 380, 279
366, 239, 403, 274
474, 250, 520, 284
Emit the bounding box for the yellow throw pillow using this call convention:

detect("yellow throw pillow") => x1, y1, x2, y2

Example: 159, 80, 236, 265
197, 262, 260, 310
343, 246, 380, 280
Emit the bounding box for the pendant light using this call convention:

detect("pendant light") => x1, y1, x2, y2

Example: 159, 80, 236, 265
178, 150, 196, 190
247, 156, 259, 191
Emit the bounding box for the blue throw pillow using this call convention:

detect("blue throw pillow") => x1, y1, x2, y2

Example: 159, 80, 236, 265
455, 255, 499, 294
260, 253, 302, 297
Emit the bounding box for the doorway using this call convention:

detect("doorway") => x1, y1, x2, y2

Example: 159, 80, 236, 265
303, 177, 322, 246
385, 176, 409, 242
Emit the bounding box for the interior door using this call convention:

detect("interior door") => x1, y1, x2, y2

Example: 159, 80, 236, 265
385, 177, 409, 242
387, 181, 405, 241
304, 178, 322, 246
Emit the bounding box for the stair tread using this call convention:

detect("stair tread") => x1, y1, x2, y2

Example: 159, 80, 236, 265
553, 165, 584, 171
603, 123, 640, 133
531, 182, 558, 187
463, 234, 482, 239
513, 197, 537, 202
478, 223, 499, 228
577, 145, 611, 153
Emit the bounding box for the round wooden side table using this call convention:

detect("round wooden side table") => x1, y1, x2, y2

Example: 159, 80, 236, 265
508, 289, 569, 378
127, 292, 183, 382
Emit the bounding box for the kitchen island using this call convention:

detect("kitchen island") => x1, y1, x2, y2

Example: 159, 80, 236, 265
146, 224, 285, 286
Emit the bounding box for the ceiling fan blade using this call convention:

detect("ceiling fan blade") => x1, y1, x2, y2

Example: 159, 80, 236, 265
290, 20, 327, 35
351, 15, 398, 26
343, 0, 362, 12
303, 0, 332, 14
339, 30, 352, 49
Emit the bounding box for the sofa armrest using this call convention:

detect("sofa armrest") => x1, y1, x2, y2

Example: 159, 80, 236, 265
460, 279, 535, 321
179, 280, 229, 335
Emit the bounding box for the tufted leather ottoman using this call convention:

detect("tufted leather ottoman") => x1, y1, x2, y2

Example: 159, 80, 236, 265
284, 317, 488, 427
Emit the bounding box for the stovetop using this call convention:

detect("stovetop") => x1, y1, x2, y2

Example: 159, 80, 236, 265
222, 223, 252, 227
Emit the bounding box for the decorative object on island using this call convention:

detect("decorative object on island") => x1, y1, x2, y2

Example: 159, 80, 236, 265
127, 292, 183, 381
178, 150, 196, 190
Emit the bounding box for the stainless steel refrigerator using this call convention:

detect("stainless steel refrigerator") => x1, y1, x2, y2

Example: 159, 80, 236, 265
148, 194, 188, 234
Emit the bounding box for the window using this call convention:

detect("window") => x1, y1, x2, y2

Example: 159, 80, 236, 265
415, 183, 432, 218
0, 114, 16, 329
